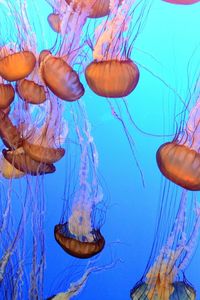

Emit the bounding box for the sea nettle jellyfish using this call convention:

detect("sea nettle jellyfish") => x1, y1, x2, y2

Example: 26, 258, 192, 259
42, 0, 89, 101
131, 190, 199, 300
157, 93, 200, 191
0, 1, 36, 81
163, 0, 200, 5
54, 108, 105, 258
0, 47, 36, 82
85, 0, 140, 98
65, 0, 122, 18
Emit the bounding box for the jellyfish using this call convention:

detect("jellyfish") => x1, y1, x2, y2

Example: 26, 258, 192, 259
65, 0, 122, 18
54, 105, 105, 259
0, 47, 36, 82
131, 190, 199, 300
41, 0, 89, 101
85, 0, 141, 98
162, 0, 200, 5
157, 92, 200, 191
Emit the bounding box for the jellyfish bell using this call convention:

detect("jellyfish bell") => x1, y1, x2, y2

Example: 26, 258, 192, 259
0, 110, 22, 150
23, 140, 65, 164
0, 50, 36, 81
16, 79, 46, 105
47, 13, 61, 33
156, 142, 200, 191
2, 147, 56, 176
0, 84, 15, 109
39, 53, 84, 101
65, 0, 119, 18
130, 280, 196, 300
162, 0, 200, 4
54, 222, 105, 259
85, 59, 139, 98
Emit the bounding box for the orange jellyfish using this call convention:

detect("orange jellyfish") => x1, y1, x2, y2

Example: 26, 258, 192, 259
54, 113, 105, 259
131, 190, 199, 300
17, 79, 46, 105
43, 0, 90, 101
85, 0, 140, 98
39, 53, 84, 101
0, 47, 36, 82
157, 94, 200, 191
65, 0, 122, 18
163, 0, 200, 4
47, 13, 61, 33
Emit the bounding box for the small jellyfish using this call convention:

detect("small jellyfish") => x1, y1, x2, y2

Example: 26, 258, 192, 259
157, 93, 200, 190
47, 13, 61, 33
17, 79, 46, 105
85, 0, 140, 98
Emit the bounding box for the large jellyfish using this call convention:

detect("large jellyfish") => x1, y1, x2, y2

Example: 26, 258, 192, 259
85, 0, 142, 98
131, 189, 200, 300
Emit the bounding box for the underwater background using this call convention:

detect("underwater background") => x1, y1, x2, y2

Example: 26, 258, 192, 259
0, 0, 200, 299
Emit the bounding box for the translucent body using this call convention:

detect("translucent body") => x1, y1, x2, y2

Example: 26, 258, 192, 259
0, 84, 15, 109
163, 0, 200, 4
85, 60, 139, 98
0, 110, 22, 149
131, 281, 196, 300
2, 148, 55, 176
17, 79, 46, 105
93, 0, 135, 61
0, 51, 36, 81
54, 222, 105, 258
65, 0, 114, 18
157, 142, 200, 190
40, 55, 84, 101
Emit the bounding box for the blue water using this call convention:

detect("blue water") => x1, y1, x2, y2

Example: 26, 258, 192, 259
1, 1, 200, 299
